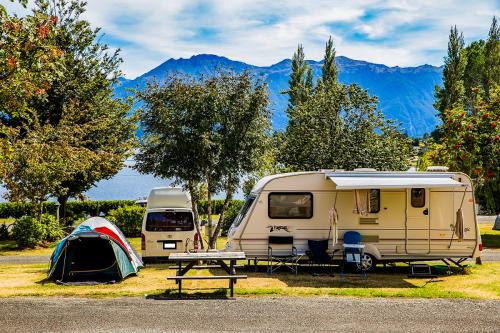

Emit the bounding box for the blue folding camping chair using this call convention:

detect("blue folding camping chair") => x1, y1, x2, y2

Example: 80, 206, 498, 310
341, 231, 367, 277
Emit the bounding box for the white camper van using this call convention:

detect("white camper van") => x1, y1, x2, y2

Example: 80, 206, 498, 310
141, 187, 199, 263
225, 170, 482, 270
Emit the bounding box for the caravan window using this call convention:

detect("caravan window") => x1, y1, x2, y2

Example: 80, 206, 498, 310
145, 211, 194, 232
411, 188, 425, 207
268, 192, 313, 219
368, 189, 380, 213
231, 195, 256, 228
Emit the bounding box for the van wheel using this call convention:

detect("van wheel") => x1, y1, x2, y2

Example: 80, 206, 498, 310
356, 254, 376, 272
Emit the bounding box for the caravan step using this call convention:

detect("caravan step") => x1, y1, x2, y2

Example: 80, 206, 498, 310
408, 264, 436, 278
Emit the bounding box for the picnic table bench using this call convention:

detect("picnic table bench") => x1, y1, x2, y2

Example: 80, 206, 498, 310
167, 251, 247, 298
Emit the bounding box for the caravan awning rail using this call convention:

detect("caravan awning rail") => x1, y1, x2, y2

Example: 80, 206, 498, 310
327, 173, 465, 189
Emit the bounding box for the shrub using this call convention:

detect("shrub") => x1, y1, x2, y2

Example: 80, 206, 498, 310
41, 214, 65, 242
221, 200, 244, 236
0, 200, 136, 226
107, 205, 145, 237
11, 216, 45, 248
0, 224, 10, 240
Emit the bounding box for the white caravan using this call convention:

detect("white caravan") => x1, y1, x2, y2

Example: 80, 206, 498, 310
225, 170, 482, 270
141, 187, 199, 263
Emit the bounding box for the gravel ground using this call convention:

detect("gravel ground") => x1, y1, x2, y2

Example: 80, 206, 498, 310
0, 297, 498, 332
1, 249, 500, 265
0, 255, 51, 264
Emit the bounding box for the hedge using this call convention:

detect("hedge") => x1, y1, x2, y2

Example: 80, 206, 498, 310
0, 200, 135, 220
0, 199, 245, 220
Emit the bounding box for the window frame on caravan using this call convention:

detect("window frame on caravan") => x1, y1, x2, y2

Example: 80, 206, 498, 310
368, 189, 381, 213
268, 192, 313, 219
410, 188, 426, 208
231, 195, 257, 228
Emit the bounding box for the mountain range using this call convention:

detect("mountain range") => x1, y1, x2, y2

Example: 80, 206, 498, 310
114, 54, 444, 137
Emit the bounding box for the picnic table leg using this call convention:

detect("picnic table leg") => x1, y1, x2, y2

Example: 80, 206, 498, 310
178, 279, 182, 299
230, 277, 234, 297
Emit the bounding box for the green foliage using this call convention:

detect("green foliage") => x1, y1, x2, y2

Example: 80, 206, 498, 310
428, 17, 500, 214
1, 0, 136, 219
434, 26, 466, 117
136, 70, 271, 248
11, 216, 45, 248
221, 200, 244, 236
286, 44, 311, 108
0, 200, 135, 224
280, 37, 411, 172
107, 205, 145, 237
281, 63, 412, 171
40, 213, 64, 242
321, 36, 338, 89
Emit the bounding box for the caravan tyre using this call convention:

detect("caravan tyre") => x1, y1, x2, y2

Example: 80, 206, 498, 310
357, 253, 376, 272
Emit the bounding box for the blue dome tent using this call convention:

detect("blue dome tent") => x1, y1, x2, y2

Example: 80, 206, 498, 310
48, 217, 143, 283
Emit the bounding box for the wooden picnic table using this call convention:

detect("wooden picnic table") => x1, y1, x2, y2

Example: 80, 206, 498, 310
167, 251, 247, 298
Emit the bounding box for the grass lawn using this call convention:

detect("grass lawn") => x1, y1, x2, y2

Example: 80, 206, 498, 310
0, 218, 14, 225
0, 262, 498, 299
480, 223, 500, 248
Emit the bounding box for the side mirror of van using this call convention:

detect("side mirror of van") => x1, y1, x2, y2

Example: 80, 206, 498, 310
200, 219, 208, 226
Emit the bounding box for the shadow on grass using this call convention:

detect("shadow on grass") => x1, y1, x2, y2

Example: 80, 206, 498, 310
240, 264, 447, 289
146, 288, 231, 300
481, 233, 500, 248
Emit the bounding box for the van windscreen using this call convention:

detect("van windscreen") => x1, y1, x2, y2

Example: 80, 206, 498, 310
145, 212, 194, 232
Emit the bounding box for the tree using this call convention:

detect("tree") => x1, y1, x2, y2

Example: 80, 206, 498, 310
280, 38, 411, 172
135, 71, 271, 249
2, 119, 90, 218
208, 72, 271, 248
426, 18, 500, 214
2, 0, 136, 220
0, 0, 63, 163
434, 26, 466, 119
321, 36, 338, 90
286, 44, 310, 109
463, 40, 485, 110
483, 16, 500, 98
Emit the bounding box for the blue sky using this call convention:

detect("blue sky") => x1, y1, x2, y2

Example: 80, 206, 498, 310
7, 0, 500, 78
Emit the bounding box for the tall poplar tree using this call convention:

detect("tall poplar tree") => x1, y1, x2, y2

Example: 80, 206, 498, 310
483, 16, 500, 98
321, 36, 338, 90
286, 44, 310, 108
434, 26, 466, 119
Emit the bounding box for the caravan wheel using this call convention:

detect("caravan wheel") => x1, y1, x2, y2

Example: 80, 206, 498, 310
357, 254, 376, 272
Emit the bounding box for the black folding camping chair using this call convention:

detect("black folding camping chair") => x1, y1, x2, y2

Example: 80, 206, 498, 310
267, 236, 303, 274
306, 239, 337, 274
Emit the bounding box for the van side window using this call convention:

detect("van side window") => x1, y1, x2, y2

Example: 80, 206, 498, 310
369, 189, 380, 213
411, 188, 425, 207
268, 192, 313, 219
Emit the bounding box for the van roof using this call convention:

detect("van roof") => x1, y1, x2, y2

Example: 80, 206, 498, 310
147, 187, 192, 209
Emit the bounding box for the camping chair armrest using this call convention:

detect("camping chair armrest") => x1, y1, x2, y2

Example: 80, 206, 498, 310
292, 246, 298, 256
267, 246, 273, 257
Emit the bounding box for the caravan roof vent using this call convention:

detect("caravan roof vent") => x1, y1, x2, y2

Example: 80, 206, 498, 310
426, 166, 449, 172
353, 168, 377, 172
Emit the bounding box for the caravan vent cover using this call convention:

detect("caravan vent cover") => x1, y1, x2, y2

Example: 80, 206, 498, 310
353, 168, 377, 172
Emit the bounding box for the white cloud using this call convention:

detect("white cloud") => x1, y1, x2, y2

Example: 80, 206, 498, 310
5, 0, 500, 77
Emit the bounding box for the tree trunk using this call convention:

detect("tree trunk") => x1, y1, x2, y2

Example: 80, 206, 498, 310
206, 185, 213, 249
57, 195, 68, 225
210, 188, 233, 249
187, 181, 205, 250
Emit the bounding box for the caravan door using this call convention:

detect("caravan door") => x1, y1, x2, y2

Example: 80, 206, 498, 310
406, 188, 430, 254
